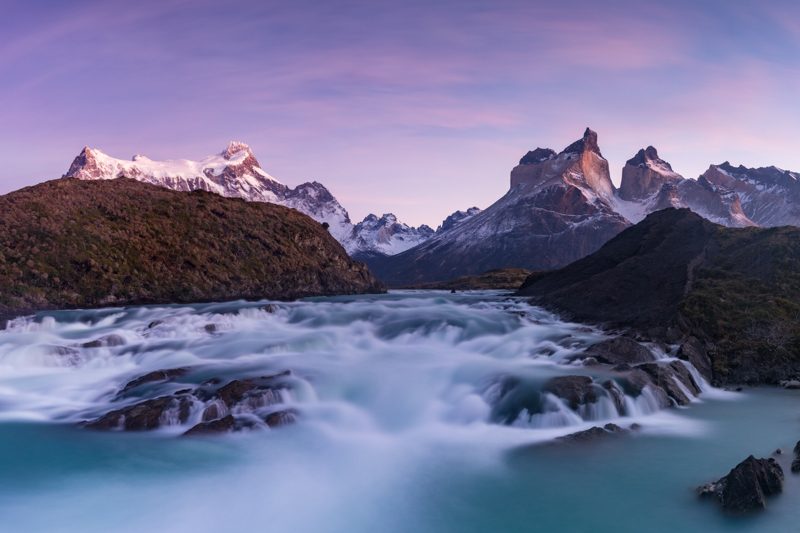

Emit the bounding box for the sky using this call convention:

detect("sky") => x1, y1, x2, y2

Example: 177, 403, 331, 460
2, 0, 800, 226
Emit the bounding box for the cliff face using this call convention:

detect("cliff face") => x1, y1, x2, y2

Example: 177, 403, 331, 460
519, 208, 800, 385
0, 178, 384, 320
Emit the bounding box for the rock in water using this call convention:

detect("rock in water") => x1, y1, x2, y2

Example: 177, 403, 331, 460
0, 178, 384, 321
698, 456, 784, 512
791, 441, 800, 473
584, 337, 655, 366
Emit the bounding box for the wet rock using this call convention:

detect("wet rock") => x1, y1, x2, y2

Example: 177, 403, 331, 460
147, 320, 163, 329
601, 380, 626, 414
264, 409, 297, 428
698, 456, 783, 512
791, 441, 800, 473
582, 357, 599, 366
780, 380, 800, 390
556, 423, 626, 444
81, 334, 126, 349
260, 304, 279, 313
203, 324, 218, 334
119, 368, 189, 395
86, 394, 194, 431
584, 337, 655, 366
87, 370, 294, 435
47, 345, 82, 365
184, 415, 237, 436
677, 336, 712, 381
635, 362, 699, 406
542, 376, 598, 410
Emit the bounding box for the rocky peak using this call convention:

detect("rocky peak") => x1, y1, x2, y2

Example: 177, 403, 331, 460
561, 127, 602, 157
618, 145, 682, 202
437, 207, 482, 233
519, 148, 556, 165
626, 146, 670, 168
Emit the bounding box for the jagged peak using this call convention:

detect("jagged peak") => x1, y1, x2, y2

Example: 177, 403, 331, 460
221, 140, 254, 160
625, 146, 673, 171
560, 127, 602, 157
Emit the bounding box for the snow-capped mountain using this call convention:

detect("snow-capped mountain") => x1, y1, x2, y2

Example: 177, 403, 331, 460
367, 128, 631, 285
64, 142, 429, 253
700, 162, 800, 226
346, 214, 434, 258
614, 146, 755, 227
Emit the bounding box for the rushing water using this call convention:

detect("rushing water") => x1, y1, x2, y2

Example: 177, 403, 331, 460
0, 291, 798, 532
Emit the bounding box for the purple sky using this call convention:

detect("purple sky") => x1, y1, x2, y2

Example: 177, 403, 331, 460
2, 0, 800, 226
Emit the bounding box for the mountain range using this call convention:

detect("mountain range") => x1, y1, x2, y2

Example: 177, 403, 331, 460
65, 142, 477, 260
369, 128, 800, 285
65, 132, 800, 287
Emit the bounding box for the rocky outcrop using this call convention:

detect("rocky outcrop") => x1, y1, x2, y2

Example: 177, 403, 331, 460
86, 372, 296, 435
618, 146, 682, 201
368, 128, 630, 286
436, 207, 481, 233
584, 337, 655, 366
519, 208, 800, 385
0, 178, 383, 321
542, 376, 598, 410
698, 456, 784, 512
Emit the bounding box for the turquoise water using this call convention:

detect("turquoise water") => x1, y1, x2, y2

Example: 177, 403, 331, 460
0, 292, 797, 532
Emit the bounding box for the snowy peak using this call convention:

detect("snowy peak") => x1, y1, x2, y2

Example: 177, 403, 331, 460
346, 213, 434, 257
221, 140, 254, 160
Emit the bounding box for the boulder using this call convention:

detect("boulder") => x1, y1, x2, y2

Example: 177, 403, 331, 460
81, 334, 126, 349
86, 394, 194, 431
542, 376, 598, 410
119, 368, 189, 395
584, 337, 655, 366
635, 362, 699, 406
698, 456, 784, 512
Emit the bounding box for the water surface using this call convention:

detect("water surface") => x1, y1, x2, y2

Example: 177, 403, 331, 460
0, 292, 797, 532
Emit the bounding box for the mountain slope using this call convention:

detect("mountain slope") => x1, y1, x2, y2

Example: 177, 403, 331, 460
520, 208, 800, 385
0, 178, 383, 321
369, 128, 630, 286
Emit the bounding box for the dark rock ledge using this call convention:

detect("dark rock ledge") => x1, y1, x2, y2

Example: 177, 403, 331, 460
85, 370, 296, 436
